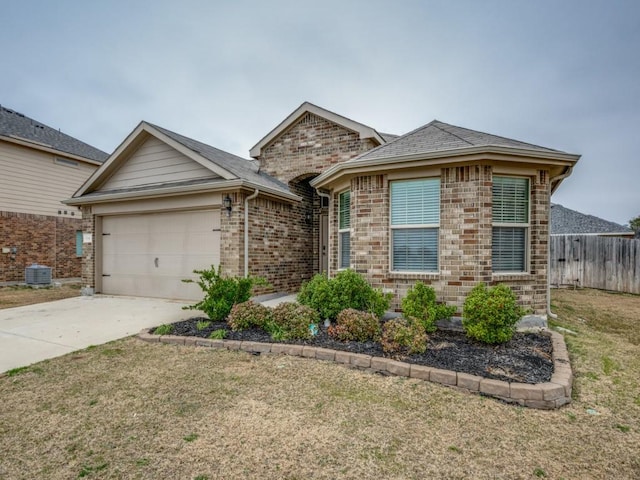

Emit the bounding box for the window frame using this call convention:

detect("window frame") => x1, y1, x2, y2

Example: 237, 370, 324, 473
491, 175, 530, 274
338, 190, 351, 270
389, 177, 440, 273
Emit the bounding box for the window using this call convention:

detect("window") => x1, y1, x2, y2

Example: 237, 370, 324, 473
492, 176, 529, 272
338, 190, 350, 269
75, 230, 83, 257
390, 178, 440, 272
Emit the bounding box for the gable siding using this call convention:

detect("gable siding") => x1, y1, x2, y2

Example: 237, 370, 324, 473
98, 136, 218, 191
0, 141, 97, 217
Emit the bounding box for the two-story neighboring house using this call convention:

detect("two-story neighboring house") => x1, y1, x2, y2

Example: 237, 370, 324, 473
0, 106, 108, 283
67, 102, 580, 316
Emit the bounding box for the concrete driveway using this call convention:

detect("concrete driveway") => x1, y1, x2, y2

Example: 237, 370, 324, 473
0, 295, 195, 374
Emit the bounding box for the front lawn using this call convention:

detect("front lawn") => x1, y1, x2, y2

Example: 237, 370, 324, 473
0, 288, 638, 479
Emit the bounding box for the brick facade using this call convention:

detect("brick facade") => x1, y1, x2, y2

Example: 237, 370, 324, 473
0, 211, 82, 282
335, 166, 551, 314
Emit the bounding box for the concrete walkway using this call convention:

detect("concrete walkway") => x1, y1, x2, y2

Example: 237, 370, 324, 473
0, 295, 194, 374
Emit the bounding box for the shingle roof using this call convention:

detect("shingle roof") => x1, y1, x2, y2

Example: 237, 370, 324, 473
353, 120, 563, 162
551, 204, 633, 235
0, 105, 108, 163
149, 123, 292, 196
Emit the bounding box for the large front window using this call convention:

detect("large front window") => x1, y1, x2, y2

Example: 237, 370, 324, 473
338, 190, 350, 269
492, 176, 529, 272
390, 178, 440, 272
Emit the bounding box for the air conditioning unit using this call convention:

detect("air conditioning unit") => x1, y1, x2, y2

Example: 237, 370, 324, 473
25, 264, 52, 285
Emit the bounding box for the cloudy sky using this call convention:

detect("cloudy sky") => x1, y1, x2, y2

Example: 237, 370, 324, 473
2, 0, 638, 224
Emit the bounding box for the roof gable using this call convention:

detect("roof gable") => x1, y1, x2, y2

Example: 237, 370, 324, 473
250, 101, 386, 158
551, 204, 634, 236
72, 122, 295, 201
0, 105, 108, 163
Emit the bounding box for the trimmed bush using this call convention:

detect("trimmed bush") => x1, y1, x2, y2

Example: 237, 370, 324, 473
462, 283, 526, 344
401, 282, 456, 332
269, 302, 319, 341
381, 318, 427, 356
227, 301, 272, 331
328, 308, 382, 342
182, 265, 267, 321
297, 270, 391, 320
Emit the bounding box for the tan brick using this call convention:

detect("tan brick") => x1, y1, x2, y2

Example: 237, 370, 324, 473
430, 368, 457, 386
241, 341, 271, 353
479, 378, 510, 398
270, 344, 289, 354
138, 330, 159, 343
510, 383, 544, 401
302, 346, 318, 358
386, 360, 410, 377
524, 399, 555, 410
456, 372, 481, 391
539, 382, 565, 401
209, 340, 226, 349
223, 340, 242, 350
315, 348, 336, 361
371, 357, 391, 372
350, 353, 372, 368
184, 337, 198, 347
334, 351, 353, 364
161, 335, 185, 346
195, 339, 213, 347
282, 344, 304, 356
409, 364, 431, 381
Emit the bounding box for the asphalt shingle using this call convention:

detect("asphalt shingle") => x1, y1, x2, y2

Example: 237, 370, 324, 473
551, 203, 633, 235
0, 105, 108, 163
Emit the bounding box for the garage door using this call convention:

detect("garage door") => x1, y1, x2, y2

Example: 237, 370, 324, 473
101, 210, 220, 300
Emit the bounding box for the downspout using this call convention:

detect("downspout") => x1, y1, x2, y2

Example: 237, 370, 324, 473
315, 188, 331, 277
547, 167, 573, 319
244, 189, 259, 278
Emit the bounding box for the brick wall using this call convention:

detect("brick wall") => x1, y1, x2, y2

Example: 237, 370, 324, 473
0, 210, 82, 282
338, 166, 551, 315
80, 206, 95, 288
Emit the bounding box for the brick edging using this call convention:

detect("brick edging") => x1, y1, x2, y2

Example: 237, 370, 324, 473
137, 329, 572, 410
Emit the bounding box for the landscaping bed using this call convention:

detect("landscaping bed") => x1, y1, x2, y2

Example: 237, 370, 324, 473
158, 318, 554, 384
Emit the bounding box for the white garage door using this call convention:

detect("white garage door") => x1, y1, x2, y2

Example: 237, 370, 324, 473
101, 210, 220, 300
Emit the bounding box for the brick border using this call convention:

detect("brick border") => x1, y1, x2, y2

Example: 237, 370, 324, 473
137, 329, 572, 410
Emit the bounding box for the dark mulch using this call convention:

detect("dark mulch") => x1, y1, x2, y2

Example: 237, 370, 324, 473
160, 318, 553, 384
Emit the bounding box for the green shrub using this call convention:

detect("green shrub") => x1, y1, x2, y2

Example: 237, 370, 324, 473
196, 320, 211, 331
182, 265, 267, 321
328, 308, 382, 342
381, 318, 427, 356
209, 329, 227, 339
270, 302, 319, 341
297, 270, 391, 320
227, 301, 272, 331
401, 282, 456, 332
462, 283, 526, 344
153, 324, 173, 335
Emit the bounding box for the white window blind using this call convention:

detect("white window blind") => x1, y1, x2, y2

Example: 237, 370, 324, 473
338, 191, 350, 269
492, 176, 529, 272
390, 179, 440, 272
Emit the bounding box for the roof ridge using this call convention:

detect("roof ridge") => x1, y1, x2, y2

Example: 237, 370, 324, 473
431, 120, 475, 147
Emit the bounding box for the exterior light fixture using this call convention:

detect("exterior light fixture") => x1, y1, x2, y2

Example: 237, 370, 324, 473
223, 195, 233, 217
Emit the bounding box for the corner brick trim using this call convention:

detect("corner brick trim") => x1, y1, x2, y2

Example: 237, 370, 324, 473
137, 329, 572, 410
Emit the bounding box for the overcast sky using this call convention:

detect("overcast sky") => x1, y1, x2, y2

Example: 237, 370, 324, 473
2, 0, 638, 224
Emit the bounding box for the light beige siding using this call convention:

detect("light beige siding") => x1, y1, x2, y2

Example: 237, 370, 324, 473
101, 210, 220, 300
98, 136, 218, 191
0, 141, 98, 217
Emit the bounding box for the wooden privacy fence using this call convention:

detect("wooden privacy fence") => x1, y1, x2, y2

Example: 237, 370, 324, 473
550, 235, 640, 294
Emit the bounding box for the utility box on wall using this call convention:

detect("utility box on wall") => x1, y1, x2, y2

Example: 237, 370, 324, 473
25, 264, 52, 285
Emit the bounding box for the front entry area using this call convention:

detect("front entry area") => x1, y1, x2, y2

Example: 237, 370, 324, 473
100, 210, 220, 300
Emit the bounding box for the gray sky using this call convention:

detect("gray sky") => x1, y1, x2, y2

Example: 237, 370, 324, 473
2, 0, 638, 224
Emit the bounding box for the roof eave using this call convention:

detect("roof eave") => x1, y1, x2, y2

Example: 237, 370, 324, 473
311, 145, 580, 188
64, 179, 301, 206
0, 134, 104, 166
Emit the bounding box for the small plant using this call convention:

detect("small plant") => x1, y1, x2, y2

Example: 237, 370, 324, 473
462, 283, 525, 344
196, 320, 211, 331
183, 265, 267, 321
153, 324, 173, 335
615, 424, 630, 433
328, 308, 381, 342
381, 317, 427, 356
270, 302, 319, 341
402, 281, 456, 332
533, 467, 547, 478
227, 301, 272, 331
183, 433, 199, 442
297, 270, 391, 320
209, 329, 227, 340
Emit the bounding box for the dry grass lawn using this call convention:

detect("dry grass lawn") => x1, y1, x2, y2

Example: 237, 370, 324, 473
0, 288, 638, 479
0, 283, 81, 309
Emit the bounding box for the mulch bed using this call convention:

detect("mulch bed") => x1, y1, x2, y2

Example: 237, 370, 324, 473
161, 318, 554, 384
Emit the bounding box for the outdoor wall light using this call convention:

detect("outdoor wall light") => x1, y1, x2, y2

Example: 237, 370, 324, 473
223, 195, 233, 217
305, 211, 312, 224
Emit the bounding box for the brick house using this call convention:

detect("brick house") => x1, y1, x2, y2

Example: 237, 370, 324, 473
67, 102, 579, 315
0, 106, 108, 283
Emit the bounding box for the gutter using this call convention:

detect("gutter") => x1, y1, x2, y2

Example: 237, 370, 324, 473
244, 189, 259, 277
547, 166, 574, 319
